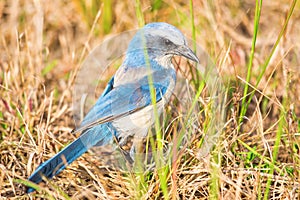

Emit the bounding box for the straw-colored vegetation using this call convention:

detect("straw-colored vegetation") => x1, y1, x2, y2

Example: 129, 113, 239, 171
1, 0, 299, 199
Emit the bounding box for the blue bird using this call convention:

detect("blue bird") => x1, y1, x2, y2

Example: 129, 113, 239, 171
27, 22, 199, 193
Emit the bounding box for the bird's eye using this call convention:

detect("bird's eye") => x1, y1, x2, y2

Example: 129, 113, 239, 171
164, 39, 172, 45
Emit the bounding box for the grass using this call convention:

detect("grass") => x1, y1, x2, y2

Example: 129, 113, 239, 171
1, 0, 300, 199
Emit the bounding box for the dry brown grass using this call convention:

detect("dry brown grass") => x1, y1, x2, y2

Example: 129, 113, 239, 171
0, 0, 300, 199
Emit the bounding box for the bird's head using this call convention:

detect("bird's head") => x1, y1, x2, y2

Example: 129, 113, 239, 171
127, 22, 200, 64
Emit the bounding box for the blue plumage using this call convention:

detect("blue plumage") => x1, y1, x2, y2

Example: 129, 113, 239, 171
27, 22, 199, 193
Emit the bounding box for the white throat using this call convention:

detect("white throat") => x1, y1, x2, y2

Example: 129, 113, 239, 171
155, 55, 173, 69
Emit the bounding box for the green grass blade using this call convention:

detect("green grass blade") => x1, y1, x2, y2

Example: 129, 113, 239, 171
238, 0, 262, 131
135, 0, 145, 27
189, 0, 200, 87
152, 0, 162, 10
102, 0, 113, 34
263, 112, 286, 199
239, 0, 297, 131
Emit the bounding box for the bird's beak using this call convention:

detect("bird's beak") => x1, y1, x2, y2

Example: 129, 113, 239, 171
175, 45, 200, 63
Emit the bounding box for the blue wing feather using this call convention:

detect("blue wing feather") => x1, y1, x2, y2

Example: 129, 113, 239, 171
80, 67, 174, 129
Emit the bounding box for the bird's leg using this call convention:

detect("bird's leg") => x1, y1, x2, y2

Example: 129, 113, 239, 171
130, 137, 143, 160
113, 135, 134, 164
130, 137, 145, 165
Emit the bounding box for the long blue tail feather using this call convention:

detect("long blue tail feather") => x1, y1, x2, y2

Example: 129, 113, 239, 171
27, 124, 113, 193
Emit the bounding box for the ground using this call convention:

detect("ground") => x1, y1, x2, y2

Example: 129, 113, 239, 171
0, 0, 300, 199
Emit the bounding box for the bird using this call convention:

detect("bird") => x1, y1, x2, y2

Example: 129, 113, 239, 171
26, 22, 200, 193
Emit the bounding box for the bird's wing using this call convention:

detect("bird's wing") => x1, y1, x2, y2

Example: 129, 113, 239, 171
74, 68, 175, 134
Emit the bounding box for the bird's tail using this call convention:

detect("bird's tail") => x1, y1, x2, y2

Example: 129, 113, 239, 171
27, 124, 113, 193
